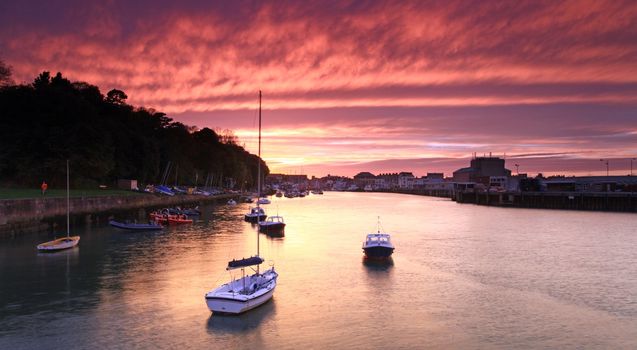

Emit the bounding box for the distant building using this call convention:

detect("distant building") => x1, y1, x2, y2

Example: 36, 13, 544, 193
453, 156, 511, 185
377, 173, 400, 189
398, 172, 415, 189
426, 173, 444, 180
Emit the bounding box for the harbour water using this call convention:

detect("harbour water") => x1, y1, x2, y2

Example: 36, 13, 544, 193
1, 192, 636, 349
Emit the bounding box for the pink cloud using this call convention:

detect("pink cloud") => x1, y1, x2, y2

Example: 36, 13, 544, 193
1, 1, 636, 176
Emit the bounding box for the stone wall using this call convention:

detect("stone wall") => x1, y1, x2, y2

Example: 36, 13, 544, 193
0, 193, 235, 237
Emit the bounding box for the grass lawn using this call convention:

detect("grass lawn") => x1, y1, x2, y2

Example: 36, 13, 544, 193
0, 188, 145, 200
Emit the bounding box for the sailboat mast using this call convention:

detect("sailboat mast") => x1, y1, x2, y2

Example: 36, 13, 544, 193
66, 159, 70, 238
257, 90, 261, 262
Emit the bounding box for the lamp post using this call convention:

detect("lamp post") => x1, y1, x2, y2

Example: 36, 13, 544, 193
514, 163, 520, 175
599, 159, 609, 176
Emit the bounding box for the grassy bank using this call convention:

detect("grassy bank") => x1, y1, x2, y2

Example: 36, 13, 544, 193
0, 188, 143, 200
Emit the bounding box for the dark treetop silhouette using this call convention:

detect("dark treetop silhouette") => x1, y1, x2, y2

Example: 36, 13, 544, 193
0, 70, 267, 189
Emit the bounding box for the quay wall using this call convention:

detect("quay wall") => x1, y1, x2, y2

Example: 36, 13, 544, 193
454, 191, 637, 212
366, 189, 637, 212
0, 193, 236, 237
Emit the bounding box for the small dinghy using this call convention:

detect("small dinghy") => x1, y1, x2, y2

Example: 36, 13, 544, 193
109, 220, 163, 231
37, 160, 80, 252
257, 197, 271, 205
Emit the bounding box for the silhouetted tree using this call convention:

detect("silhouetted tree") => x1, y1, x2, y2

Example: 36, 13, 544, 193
106, 88, 128, 105
32, 71, 51, 90
0, 59, 13, 87
0, 71, 267, 189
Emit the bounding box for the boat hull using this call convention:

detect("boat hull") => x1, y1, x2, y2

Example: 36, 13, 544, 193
206, 287, 275, 315
168, 218, 193, 224
37, 236, 80, 252
109, 220, 163, 231
244, 214, 267, 223
363, 246, 394, 258
205, 268, 278, 315
258, 223, 285, 235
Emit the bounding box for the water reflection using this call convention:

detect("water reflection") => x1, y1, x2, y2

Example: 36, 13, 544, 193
2, 193, 637, 349
362, 256, 394, 269
206, 300, 275, 334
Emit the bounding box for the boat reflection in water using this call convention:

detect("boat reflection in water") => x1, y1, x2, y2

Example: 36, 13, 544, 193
362, 256, 394, 268
206, 299, 275, 334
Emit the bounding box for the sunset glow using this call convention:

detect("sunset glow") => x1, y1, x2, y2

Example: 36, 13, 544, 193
2, 0, 636, 176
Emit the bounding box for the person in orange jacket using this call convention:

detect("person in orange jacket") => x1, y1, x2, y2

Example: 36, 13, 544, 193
41, 181, 48, 196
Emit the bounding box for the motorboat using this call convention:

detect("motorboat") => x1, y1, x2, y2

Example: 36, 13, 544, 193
37, 160, 80, 252
258, 216, 285, 235
362, 217, 394, 259
109, 220, 163, 231
206, 91, 278, 315
257, 197, 271, 205
244, 207, 267, 223
227, 199, 237, 205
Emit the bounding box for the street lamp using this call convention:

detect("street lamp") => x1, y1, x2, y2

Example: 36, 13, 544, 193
514, 164, 520, 175
599, 159, 609, 176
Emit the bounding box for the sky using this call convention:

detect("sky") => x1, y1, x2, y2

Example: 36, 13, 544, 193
1, 0, 636, 177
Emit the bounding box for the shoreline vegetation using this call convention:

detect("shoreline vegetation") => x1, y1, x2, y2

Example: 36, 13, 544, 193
0, 70, 267, 191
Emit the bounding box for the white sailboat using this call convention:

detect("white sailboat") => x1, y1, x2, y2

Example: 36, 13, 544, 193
37, 160, 80, 251
206, 90, 278, 314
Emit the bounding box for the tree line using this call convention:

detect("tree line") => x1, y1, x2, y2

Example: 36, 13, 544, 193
0, 63, 267, 189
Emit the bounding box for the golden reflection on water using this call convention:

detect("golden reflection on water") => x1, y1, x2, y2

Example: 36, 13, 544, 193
2, 192, 637, 349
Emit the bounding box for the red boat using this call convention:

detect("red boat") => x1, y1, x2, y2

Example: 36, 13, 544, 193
168, 215, 193, 224
149, 210, 193, 224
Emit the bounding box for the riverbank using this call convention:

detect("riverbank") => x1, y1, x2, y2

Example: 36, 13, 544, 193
0, 192, 237, 237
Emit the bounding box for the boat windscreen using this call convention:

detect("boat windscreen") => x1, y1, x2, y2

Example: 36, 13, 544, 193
227, 256, 264, 270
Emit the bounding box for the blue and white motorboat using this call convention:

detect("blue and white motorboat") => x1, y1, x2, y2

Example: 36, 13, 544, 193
362, 217, 395, 259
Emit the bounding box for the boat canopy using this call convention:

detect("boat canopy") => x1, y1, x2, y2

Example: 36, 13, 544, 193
227, 256, 264, 270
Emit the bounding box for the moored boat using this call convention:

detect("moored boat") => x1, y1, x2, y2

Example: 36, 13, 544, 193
37, 160, 80, 252
362, 218, 394, 259
206, 90, 278, 315
168, 215, 193, 224
109, 220, 163, 231
37, 236, 80, 251
258, 216, 285, 235
205, 256, 278, 314
257, 197, 271, 205
244, 207, 267, 223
